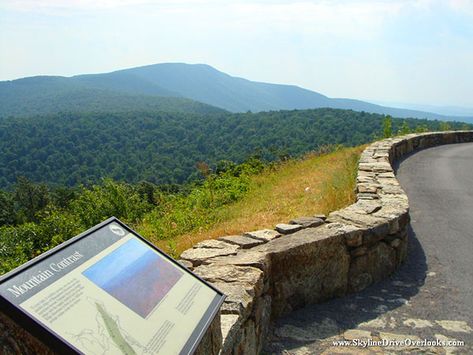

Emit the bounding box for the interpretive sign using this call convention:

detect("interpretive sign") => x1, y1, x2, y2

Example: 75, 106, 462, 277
0, 217, 225, 354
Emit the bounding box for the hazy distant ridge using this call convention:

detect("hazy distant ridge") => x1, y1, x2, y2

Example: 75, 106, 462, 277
1, 63, 471, 122
74, 63, 472, 120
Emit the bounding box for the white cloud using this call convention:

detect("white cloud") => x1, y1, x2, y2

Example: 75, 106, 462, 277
0, 0, 437, 40
1, 0, 218, 12
6, 1, 455, 40
448, 0, 473, 15
223, 1, 403, 38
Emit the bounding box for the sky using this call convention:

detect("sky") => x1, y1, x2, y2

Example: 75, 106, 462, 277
1, 0, 472, 108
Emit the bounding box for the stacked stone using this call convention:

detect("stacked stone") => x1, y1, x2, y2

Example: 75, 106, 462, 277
328, 136, 410, 293
181, 222, 329, 354
182, 131, 473, 355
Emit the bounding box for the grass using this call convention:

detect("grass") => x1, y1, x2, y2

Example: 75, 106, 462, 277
149, 145, 365, 257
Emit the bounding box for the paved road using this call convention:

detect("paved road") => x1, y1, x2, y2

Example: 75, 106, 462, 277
263, 143, 473, 354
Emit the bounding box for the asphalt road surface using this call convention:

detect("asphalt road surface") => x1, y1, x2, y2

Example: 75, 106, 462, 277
263, 142, 473, 354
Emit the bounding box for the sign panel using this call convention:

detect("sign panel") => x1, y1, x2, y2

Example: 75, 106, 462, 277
0, 217, 224, 355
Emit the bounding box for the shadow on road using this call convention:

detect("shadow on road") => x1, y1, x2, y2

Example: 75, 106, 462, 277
264, 224, 428, 351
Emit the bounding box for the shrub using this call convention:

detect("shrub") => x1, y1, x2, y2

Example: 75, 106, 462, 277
71, 179, 152, 228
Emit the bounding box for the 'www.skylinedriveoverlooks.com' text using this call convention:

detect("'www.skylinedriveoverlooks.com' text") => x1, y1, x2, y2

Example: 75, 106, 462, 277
332, 338, 465, 348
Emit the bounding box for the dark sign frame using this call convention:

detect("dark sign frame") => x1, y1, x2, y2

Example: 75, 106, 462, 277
0, 217, 225, 355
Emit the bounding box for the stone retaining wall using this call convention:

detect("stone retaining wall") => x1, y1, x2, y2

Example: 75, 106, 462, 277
180, 131, 473, 354
2, 131, 473, 354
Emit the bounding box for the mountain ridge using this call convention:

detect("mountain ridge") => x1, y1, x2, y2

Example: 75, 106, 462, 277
0, 72, 226, 117
1, 63, 471, 122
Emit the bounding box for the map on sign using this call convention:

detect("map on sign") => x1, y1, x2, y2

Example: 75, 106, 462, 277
0, 218, 224, 355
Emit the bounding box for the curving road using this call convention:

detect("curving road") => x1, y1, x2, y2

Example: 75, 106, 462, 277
264, 142, 473, 354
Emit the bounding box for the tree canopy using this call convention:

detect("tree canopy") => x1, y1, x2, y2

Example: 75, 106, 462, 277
1, 108, 468, 189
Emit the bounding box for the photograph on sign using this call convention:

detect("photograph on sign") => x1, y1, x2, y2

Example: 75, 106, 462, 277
82, 238, 184, 318
0, 218, 224, 355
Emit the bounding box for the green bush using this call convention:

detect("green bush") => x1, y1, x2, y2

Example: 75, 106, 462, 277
0, 158, 266, 275
0, 223, 40, 274
0, 191, 15, 226
70, 179, 152, 227
38, 209, 82, 247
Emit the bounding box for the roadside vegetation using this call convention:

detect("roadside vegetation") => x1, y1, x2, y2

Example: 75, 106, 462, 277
0, 145, 360, 274
155, 145, 364, 255
0, 113, 469, 274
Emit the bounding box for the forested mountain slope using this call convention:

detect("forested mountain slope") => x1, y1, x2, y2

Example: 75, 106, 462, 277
98, 63, 467, 120
2, 63, 471, 122
0, 75, 225, 117
0, 108, 468, 188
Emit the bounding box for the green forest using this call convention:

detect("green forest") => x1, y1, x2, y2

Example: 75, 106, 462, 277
1, 108, 469, 189
0, 157, 267, 274
0, 106, 471, 274
0, 85, 225, 118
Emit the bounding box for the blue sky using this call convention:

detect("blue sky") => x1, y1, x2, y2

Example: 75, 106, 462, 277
1, 0, 472, 107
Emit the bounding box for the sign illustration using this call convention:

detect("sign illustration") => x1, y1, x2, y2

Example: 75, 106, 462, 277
0, 217, 224, 354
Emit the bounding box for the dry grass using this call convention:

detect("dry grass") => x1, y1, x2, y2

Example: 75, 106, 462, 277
154, 145, 365, 255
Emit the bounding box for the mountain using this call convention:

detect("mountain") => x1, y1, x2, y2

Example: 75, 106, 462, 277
1, 63, 472, 122
78, 63, 472, 121
0, 75, 225, 117
371, 101, 473, 118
